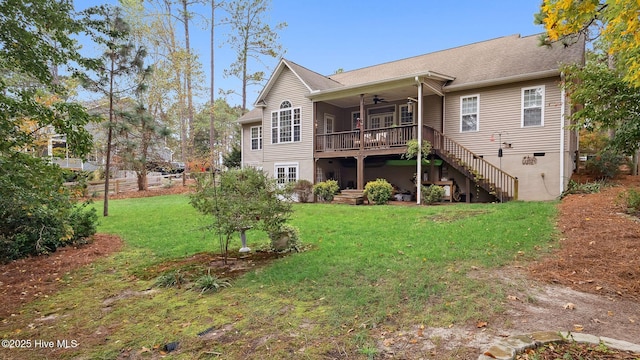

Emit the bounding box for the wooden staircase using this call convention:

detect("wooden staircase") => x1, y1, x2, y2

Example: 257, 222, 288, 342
425, 127, 518, 202
332, 189, 365, 205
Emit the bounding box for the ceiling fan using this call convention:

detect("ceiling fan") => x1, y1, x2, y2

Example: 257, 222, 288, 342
372, 95, 387, 104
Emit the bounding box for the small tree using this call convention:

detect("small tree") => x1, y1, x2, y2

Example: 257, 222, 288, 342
222, 145, 241, 169
190, 167, 293, 263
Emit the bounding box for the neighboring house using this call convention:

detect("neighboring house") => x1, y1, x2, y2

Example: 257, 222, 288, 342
238, 34, 585, 202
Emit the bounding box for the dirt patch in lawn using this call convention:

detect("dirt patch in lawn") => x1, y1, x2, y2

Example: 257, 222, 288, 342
141, 250, 289, 282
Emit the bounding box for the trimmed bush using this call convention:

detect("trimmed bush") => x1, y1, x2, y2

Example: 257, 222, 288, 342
364, 179, 393, 205
421, 185, 445, 205
313, 179, 340, 202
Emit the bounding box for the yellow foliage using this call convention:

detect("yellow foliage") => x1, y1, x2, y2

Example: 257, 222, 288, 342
540, 0, 640, 86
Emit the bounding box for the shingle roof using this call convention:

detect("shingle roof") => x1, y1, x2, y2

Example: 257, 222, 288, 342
327, 33, 584, 89
284, 59, 342, 91
237, 107, 262, 124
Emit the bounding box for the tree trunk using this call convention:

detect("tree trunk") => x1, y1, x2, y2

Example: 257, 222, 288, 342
137, 170, 147, 191
103, 54, 115, 217
182, 0, 194, 161
210, 0, 216, 171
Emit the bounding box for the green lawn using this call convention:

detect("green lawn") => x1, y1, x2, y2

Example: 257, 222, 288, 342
2, 195, 559, 359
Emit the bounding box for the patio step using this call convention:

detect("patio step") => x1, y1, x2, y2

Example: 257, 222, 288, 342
332, 190, 365, 205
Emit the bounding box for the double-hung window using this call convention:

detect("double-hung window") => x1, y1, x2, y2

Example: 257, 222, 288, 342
460, 95, 479, 132
522, 86, 544, 127
271, 101, 301, 144
275, 163, 298, 185
250, 126, 262, 150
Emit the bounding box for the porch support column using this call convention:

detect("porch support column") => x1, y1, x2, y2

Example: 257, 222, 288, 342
416, 79, 424, 205
312, 101, 317, 184
356, 155, 364, 190
357, 94, 365, 190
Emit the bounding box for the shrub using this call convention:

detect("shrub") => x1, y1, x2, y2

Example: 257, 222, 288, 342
154, 269, 186, 288
292, 179, 313, 203
0, 155, 98, 262
560, 180, 604, 198
620, 188, 640, 216
421, 185, 445, 205
364, 179, 393, 205
68, 203, 98, 244
403, 139, 432, 160
585, 150, 627, 179
193, 270, 231, 294
313, 179, 340, 202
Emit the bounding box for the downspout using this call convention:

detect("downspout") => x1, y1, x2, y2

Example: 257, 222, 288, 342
312, 101, 317, 184
416, 77, 423, 205
240, 124, 244, 169
441, 94, 446, 134
559, 73, 566, 195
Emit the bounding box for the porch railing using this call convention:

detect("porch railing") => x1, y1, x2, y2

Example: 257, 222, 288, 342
315, 124, 415, 152
314, 124, 518, 201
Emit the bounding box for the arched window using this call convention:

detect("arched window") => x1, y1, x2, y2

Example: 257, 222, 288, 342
280, 101, 292, 109
271, 101, 301, 144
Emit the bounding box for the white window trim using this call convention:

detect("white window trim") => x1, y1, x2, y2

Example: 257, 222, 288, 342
521, 85, 545, 127
366, 104, 396, 129
399, 104, 414, 125
250, 125, 262, 150
274, 162, 299, 185
351, 111, 361, 130
271, 101, 302, 144
460, 94, 480, 133
323, 113, 334, 134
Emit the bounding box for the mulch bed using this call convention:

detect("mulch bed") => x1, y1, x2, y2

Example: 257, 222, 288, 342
529, 175, 640, 301
0, 234, 123, 319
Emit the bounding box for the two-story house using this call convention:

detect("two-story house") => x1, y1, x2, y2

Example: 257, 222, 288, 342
238, 33, 585, 202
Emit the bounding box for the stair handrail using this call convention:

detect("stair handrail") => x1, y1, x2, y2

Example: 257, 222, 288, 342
425, 127, 518, 201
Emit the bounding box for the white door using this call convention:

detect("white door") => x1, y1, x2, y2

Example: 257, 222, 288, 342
324, 114, 334, 149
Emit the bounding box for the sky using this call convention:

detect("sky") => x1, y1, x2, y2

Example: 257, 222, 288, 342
76, 0, 546, 108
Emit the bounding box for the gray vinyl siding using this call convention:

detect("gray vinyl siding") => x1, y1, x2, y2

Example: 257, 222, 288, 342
443, 77, 564, 157
424, 95, 442, 131
316, 102, 345, 132
443, 76, 571, 200
262, 67, 314, 181
242, 122, 263, 168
